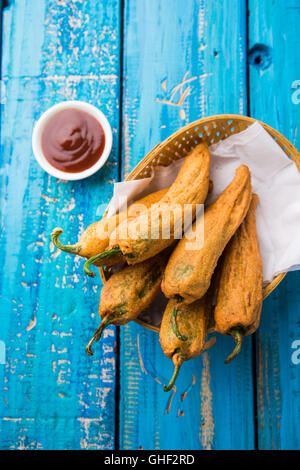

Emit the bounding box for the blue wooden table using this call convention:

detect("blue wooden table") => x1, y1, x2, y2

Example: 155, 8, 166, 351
0, 0, 299, 450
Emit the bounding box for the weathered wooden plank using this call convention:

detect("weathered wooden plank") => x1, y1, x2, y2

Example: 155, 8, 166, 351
119, 0, 254, 450
248, 0, 300, 450
0, 0, 121, 449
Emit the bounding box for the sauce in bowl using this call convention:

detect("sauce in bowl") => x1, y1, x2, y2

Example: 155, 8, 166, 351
41, 109, 105, 173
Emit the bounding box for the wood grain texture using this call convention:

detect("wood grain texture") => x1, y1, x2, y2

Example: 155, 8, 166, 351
119, 0, 255, 450
1, 0, 299, 451
248, 0, 300, 450
0, 0, 121, 449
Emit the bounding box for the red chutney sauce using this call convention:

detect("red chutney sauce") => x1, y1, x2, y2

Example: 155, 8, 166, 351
42, 109, 105, 173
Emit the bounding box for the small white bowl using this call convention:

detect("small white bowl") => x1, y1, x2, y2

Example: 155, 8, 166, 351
32, 101, 112, 180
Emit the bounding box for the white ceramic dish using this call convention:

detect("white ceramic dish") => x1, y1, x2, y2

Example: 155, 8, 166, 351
32, 101, 112, 181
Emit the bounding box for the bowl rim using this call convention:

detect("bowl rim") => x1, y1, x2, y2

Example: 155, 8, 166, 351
32, 100, 113, 181
100, 113, 300, 333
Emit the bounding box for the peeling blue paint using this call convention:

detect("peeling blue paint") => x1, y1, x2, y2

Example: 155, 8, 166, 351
0, 0, 121, 450
0, 341, 5, 365
0, 0, 299, 451
249, 0, 300, 450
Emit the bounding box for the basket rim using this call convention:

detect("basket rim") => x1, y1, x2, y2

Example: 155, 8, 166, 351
100, 114, 299, 333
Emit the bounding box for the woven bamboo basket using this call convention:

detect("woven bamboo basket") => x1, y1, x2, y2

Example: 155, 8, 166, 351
100, 114, 300, 333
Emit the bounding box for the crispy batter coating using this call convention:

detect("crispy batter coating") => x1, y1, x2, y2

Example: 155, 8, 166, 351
98, 253, 167, 325
75, 187, 169, 265
109, 143, 210, 264
214, 194, 263, 335
159, 297, 210, 361
159, 287, 215, 391
162, 165, 252, 303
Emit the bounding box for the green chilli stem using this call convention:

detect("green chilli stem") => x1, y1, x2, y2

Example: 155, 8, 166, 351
83, 247, 122, 277
86, 317, 114, 356
164, 356, 182, 392
171, 301, 187, 341
51, 227, 80, 254
225, 328, 244, 364
164, 364, 181, 392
